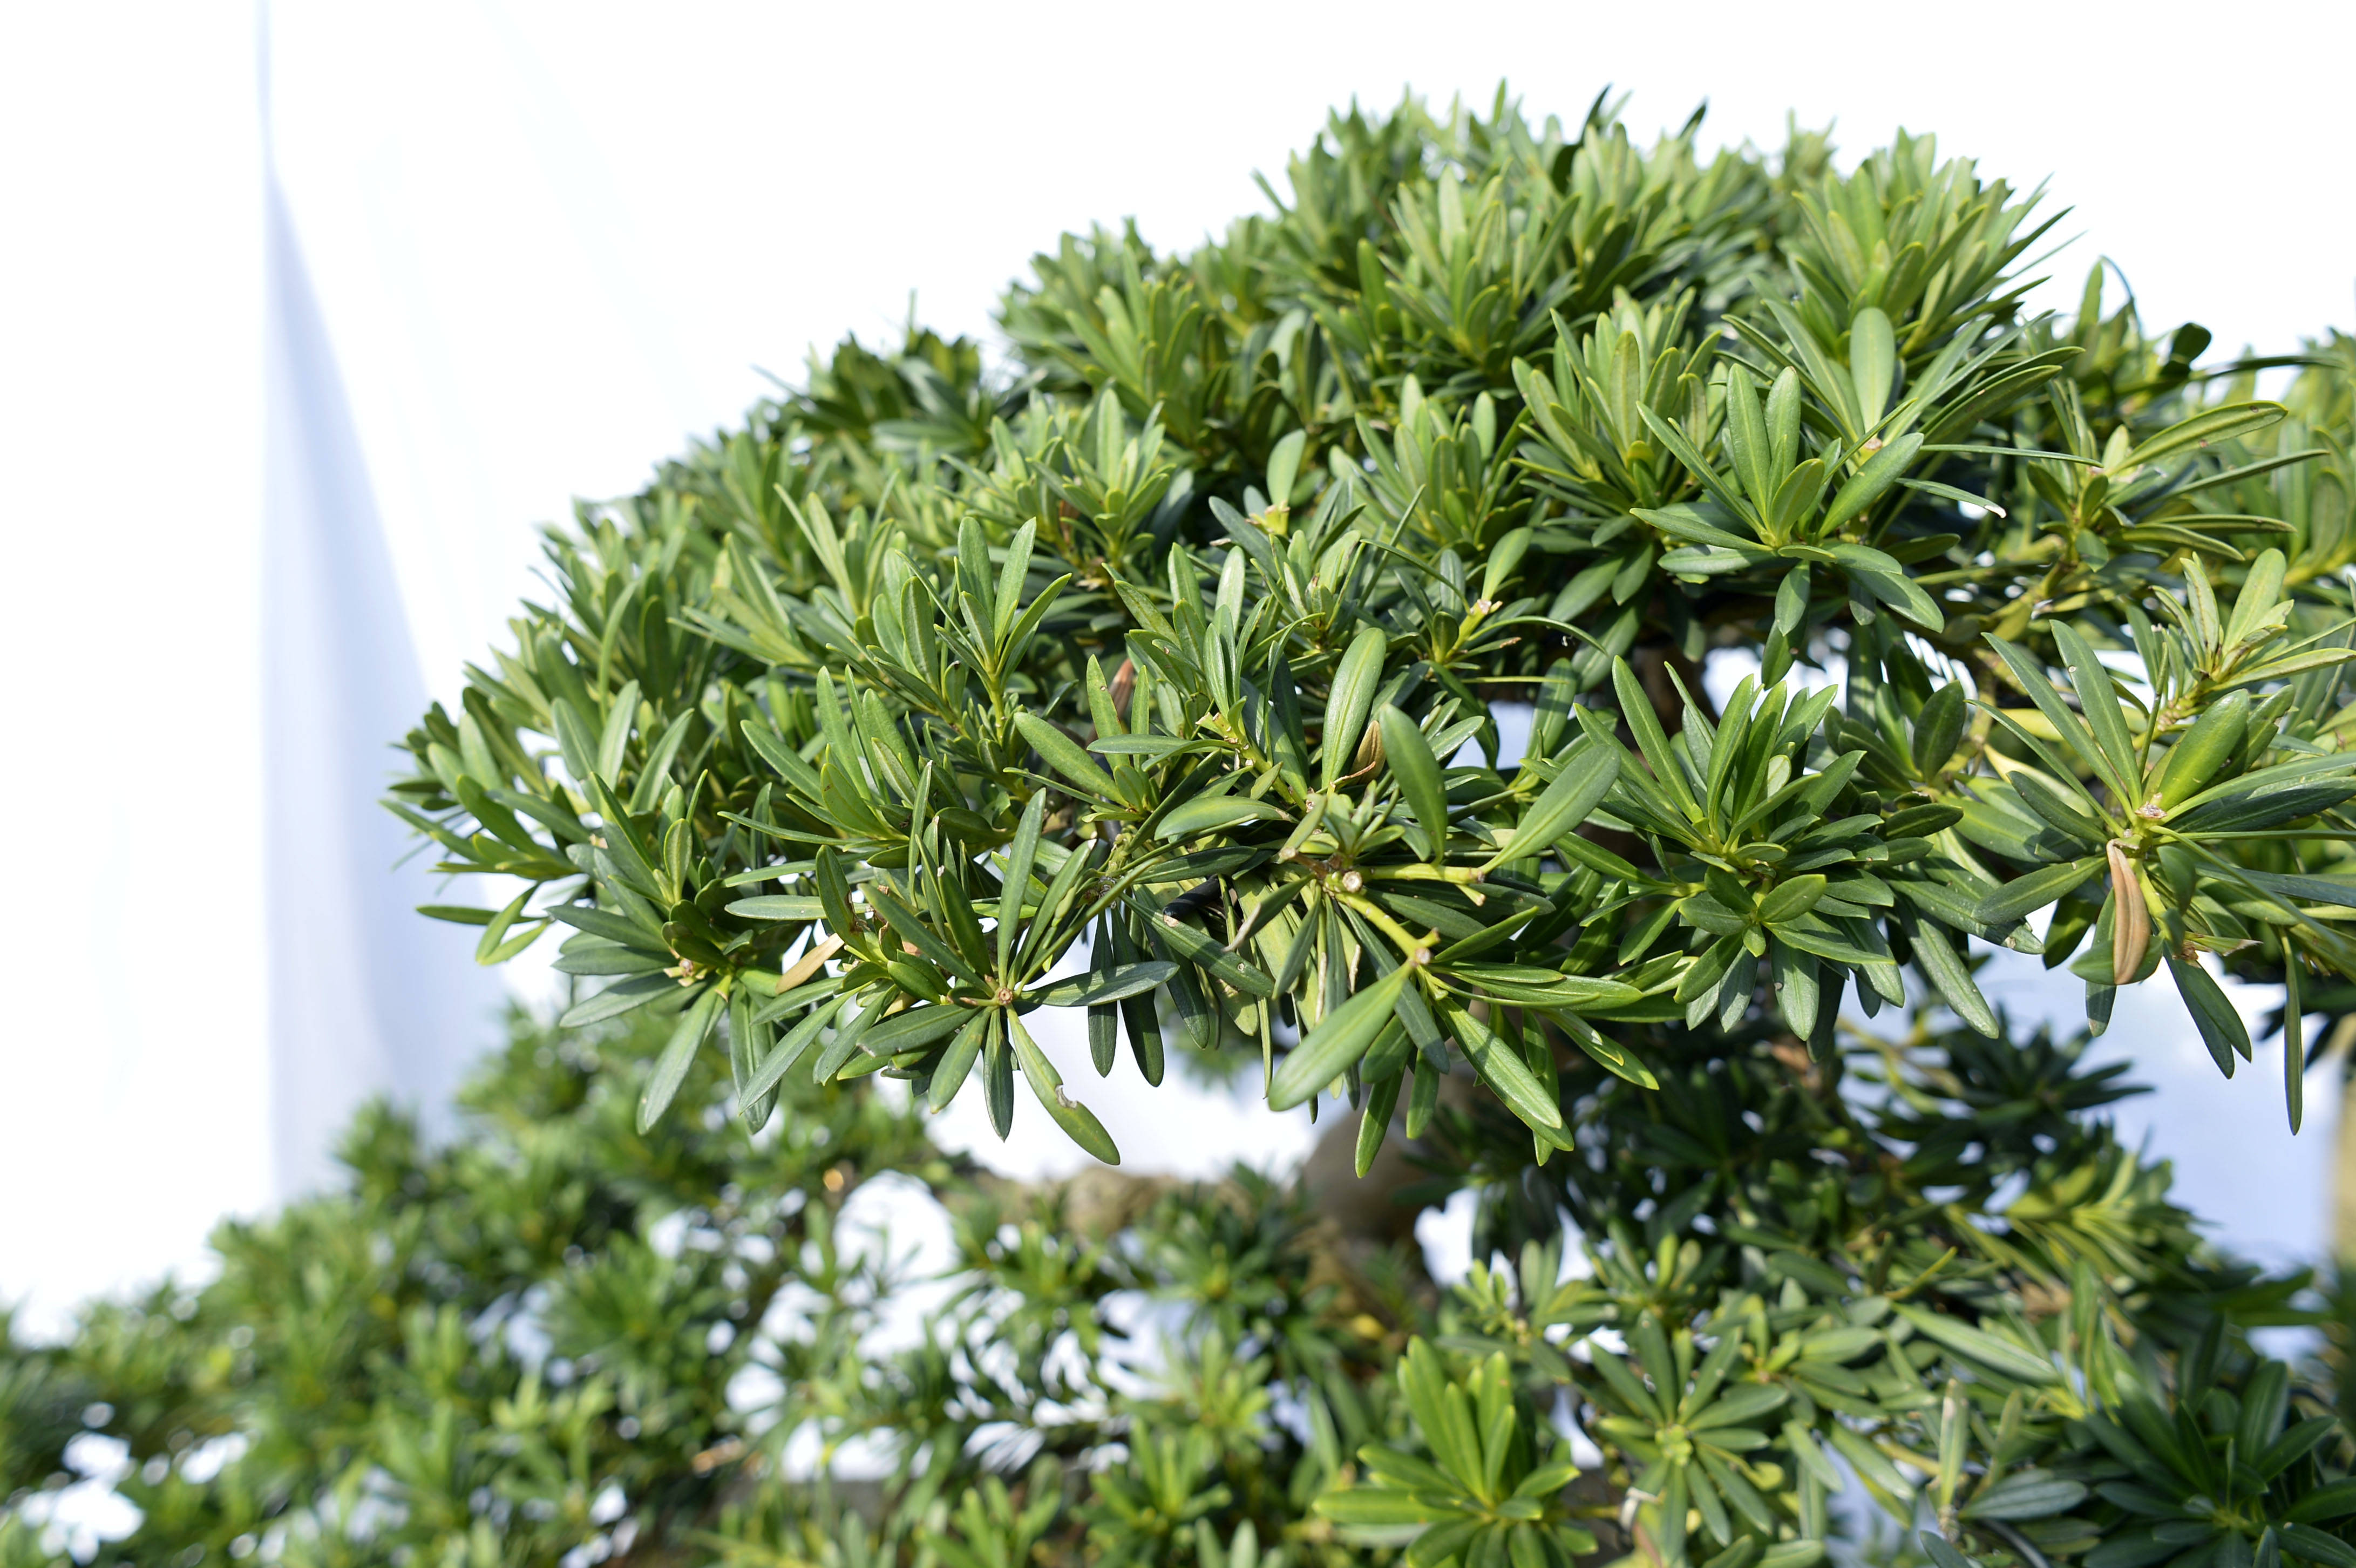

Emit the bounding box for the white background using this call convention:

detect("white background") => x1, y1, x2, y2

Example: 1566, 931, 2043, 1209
4, 0, 2354, 1329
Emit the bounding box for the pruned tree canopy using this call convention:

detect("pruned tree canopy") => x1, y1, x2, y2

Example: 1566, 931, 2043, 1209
397, 95, 2355, 1163
13, 86, 2356, 1568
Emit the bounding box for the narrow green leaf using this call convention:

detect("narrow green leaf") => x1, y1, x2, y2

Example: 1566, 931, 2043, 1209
1015, 711, 1118, 800
1986, 635, 2118, 794
1446, 961, 1638, 1007
999, 792, 1047, 970
743, 994, 847, 1102
1908, 918, 1999, 1037
1771, 940, 1819, 1038
860, 1002, 974, 1058
1977, 857, 2104, 926
597, 680, 641, 783
1007, 1013, 1121, 1164
1321, 626, 1390, 786
1269, 963, 1409, 1110
1015, 836, 1100, 973
2155, 689, 2251, 807
1157, 795, 1287, 840
1784, 1422, 1843, 1489
1961, 1471, 2087, 1522
1758, 875, 1827, 925
1612, 658, 1698, 816
1355, 1063, 1404, 1177
741, 716, 825, 799
559, 973, 674, 1028
1488, 738, 1617, 871
1819, 433, 1923, 534
639, 986, 723, 1133
1028, 960, 1178, 1007
1548, 1008, 1660, 1089
928, 1013, 990, 1111
627, 709, 697, 814
1724, 364, 1773, 514
1437, 997, 1563, 1131
1828, 542, 1944, 630
2121, 401, 2285, 470
1850, 307, 1895, 431
584, 774, 664, 900
1314, 1488, 1457, 1527
550, 697, 599, 786
2049, 622, 2141, 802
1891, 1303, 2059, 1384
2286, 943, 2306, 1134
474, 887, 534, 963
724, 895, 821, 920
2170, 954, 2251, 1076
1826, 1423, 1916, 1501
992, 519, 1037, 643
1379, 705, 1449, 860
1137, 896, 1277, 996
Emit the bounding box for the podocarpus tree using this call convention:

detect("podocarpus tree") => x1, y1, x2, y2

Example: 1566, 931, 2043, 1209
339, 87, 2356, 1563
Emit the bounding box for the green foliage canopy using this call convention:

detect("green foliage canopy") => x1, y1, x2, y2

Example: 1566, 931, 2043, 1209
395, 93, 2356, 1164
3, 999, 2351, 1568
374, 79, 2356, 1564
16, 84, 2356, 1568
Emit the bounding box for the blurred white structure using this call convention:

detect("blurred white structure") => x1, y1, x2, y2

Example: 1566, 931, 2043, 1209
3, 0, 2353, 1327
262, 80, 506, 1196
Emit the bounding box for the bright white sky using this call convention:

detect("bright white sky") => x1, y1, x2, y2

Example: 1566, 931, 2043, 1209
3, 0, 2353, 1329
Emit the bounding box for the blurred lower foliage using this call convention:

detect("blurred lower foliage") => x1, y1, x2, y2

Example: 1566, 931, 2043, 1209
6, 998, 2356, 1568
